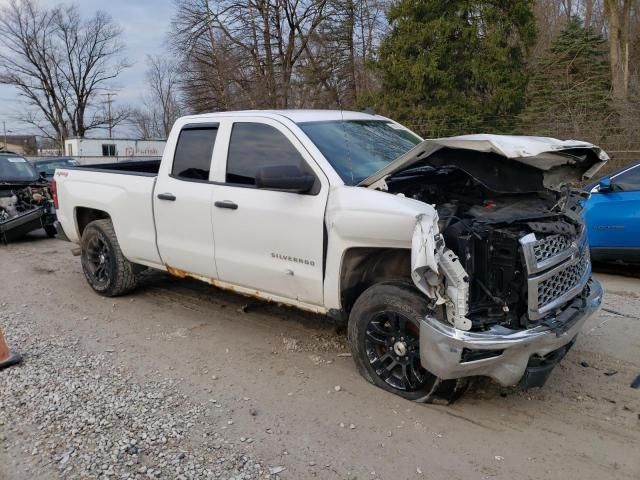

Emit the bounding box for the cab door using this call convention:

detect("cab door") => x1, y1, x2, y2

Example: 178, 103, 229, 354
210, 118, 329, 305
153, 123, 219, 278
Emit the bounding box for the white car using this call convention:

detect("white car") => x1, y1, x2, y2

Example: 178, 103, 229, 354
53, 110, 605, 402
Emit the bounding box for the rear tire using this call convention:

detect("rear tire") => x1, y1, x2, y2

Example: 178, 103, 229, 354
348, 282, 468, 403
44, 224, 57, 238
80, 219, 138, 297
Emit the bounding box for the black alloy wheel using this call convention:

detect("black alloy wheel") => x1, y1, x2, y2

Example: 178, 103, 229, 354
80, 219, 138, 297
84, 234, 112, 289
364, 310, 431, 392
348, 282, 468, 403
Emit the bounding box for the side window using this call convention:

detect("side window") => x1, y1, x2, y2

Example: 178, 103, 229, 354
226, 122, 310, 186
101, 144, 116, 156
613, 165, 640, 192
172, 126, 218, 181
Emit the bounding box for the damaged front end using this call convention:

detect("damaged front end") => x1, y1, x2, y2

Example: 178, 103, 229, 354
385, 136, 606, 388
0, 155, 55, 243
0, 186, 53, 243
411, 215, 471, 331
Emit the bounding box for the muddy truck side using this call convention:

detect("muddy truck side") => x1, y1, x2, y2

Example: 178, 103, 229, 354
54, 110, 605, 402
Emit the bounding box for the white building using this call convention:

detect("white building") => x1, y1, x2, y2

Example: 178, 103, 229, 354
64, 137, 166, 158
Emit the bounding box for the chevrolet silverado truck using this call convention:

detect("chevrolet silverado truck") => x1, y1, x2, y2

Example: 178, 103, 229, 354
54, 110, 605, 402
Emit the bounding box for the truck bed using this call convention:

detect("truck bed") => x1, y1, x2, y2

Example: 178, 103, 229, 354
54, 163, 161, 266
68, 159, 161, 176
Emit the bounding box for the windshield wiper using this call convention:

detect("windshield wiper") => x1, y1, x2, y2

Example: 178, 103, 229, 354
388, 165, 435, 180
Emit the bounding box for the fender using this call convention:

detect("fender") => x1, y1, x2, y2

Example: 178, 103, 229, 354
323, 186, 436, 310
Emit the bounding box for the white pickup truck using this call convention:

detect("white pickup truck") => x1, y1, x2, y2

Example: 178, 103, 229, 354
54, 110, 605, 402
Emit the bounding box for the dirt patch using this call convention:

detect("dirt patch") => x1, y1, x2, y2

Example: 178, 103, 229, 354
32, 266, 56, 274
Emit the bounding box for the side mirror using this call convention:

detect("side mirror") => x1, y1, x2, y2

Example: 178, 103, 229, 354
598, 178, 612, 193
255, 165, 316, 194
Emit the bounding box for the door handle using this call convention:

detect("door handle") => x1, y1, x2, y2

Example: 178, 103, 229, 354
157, 193, 176, 201
214, 200, 238, 210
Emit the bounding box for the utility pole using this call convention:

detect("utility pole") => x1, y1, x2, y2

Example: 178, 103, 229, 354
105, 93, 115, 138
2, 121, 6, 151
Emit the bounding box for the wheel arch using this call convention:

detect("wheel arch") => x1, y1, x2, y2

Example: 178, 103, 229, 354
75, 207, 111, 238
339, 247, 412, 314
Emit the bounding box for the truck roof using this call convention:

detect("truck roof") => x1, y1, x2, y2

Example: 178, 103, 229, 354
178, 109, 389, 124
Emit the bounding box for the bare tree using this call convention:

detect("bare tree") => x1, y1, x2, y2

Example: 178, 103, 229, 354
171, 0, 389, 111
299, 0, 388, 107
0, 0, 128, 146
132, 55, 183, 139
172, 0, 330, 110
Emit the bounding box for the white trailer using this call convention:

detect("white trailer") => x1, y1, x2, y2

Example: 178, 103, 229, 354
64, 138, 166, 158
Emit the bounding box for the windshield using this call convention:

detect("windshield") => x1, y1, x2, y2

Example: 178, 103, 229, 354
298, 120, 421, 185
37, 159, 79, 175
0, 155, 39, 182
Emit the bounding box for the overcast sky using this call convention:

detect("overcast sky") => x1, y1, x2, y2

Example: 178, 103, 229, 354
0, 0, 175, 138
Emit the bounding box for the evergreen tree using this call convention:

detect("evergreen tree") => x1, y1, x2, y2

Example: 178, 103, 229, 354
521, 16, 611, 140
369, 0, 536, 136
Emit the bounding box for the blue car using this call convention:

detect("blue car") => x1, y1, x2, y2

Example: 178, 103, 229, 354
583, 160, 640, 263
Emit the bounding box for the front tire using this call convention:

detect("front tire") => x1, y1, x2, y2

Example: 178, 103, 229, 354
348, 282, 468, 403
80, 219, 138, 297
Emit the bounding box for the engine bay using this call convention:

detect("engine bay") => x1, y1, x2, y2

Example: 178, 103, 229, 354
389, 159, 588, 332
0, 186, 51, 221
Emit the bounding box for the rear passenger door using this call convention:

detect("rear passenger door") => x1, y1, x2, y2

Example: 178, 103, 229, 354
154, 123, 219, 278
211, 118, 328, 306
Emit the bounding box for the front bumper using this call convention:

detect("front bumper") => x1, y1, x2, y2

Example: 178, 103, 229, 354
0, 206, 46, 243
419, 278, 603, 387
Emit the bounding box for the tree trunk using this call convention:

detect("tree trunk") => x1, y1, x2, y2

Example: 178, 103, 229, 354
604, 0, 631, 100
585, 0, 593, 28
345, 0, 357, 106
259, 0, 276, 107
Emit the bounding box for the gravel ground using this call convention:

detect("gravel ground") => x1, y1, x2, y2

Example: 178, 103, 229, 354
1, 234, 639, 480
0, 310, 268, 480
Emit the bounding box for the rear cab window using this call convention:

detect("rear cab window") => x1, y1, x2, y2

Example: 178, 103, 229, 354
172, 125, 219, 181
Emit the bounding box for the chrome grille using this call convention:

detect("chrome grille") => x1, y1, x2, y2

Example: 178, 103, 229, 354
523, 228, 591, 320
520, 231, 580, 274
537, 253, 590, 309
532, 234, 573, 264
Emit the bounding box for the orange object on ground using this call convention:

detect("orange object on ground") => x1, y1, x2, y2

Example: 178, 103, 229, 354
0, 328, 22, 371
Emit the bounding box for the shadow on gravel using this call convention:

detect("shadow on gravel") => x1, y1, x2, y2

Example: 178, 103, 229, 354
592, 261, 640, 278
0, 229, 48, 244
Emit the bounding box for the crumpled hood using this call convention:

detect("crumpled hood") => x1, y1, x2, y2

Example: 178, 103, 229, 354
359, 134, 609, 191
